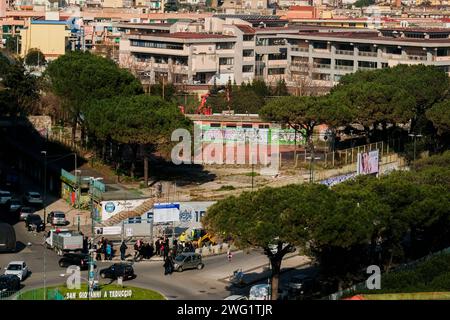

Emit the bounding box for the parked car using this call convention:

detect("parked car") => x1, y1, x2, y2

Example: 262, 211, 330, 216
0, 274, 21, 297
173, 253, 204, 272
99, 263, 135, 280
287, 274, 316, 299
0, 223, 16, 253
47, 211, 67, 226
19, 207, 35, 221
0, 190, 12, 205
8, 199, 22, 213
224, 295, 248, 300
58, 253, 91, 270
4, 261, 29, 281
25, 214, 45, 232
23, 192, 43, 207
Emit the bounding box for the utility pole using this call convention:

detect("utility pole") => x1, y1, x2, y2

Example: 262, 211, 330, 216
408, 133, 423, 169
41, 150, 47, 300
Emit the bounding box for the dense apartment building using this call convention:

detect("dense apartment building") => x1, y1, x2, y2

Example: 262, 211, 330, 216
286, 28, 450, 87
118, 15, 305, 85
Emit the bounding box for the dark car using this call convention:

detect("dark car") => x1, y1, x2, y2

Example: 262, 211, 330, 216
287, 274, 316, 299
173, 253, 204, 272
0, 274, 21, 298
25, 214, 45, 232
58, 253, 92, 270
19, 207, 35, 221
8, 199, 22, 213
99, 263, 135, 280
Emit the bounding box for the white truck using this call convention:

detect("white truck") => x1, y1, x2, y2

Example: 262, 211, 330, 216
45, 229, 83, 256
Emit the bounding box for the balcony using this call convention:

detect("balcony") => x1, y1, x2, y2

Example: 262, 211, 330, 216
407, 54, 427, 61
335, 49, 354, 56
358, 67, 377, 71
313, 63, 331, 69
434, 56, 450, 61
335, 65, 354, 71
290, 64, 309, 72
358, 51, 378, 57
291, 47, 309, 52
312, 48, 331, 54
382, 53, 402, 60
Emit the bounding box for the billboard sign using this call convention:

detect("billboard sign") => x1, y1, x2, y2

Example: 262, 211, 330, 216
357, 150, 379, 175
153, 203, 180, 223
95, 226, 122, 235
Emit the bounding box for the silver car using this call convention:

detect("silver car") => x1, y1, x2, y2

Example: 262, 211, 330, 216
173, 253, 204, 272
47, 211, 67, 226
24, 192, 43, 206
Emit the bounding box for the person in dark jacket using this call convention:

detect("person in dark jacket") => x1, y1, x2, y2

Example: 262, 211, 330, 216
120, 241, 127, 261
155, 239, 160, 256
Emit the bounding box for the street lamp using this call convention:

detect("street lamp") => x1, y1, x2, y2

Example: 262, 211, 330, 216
408, 133, 423, 169
83, 176, 103, 300
40, 150, 47, 301
306, 155, 321, 183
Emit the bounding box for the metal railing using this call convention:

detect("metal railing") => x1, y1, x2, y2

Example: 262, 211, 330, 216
313, 63, 331, 69
407, 54, 427, 61
335, 65, 354, 70
335, 49, 354, 55
358, 51, 378, 57
292, 47, 309, 52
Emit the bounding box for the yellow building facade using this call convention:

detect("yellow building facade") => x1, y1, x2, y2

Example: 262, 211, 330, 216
20, 20, 71, 60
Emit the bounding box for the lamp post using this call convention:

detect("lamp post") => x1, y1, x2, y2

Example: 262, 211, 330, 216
306, 154, 321, 183
408, 133, 423, 169
40, 150, 47, 300
83, 176, 103, 301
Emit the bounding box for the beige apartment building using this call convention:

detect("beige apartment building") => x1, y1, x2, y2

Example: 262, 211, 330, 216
19, 19, 71, 60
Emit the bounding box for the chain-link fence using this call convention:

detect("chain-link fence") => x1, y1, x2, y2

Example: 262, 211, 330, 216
0, 288, 65, 301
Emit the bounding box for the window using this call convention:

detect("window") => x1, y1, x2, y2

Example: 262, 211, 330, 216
312, 73, 331, 81
243, 49, 254, 57
219, 57, 234, 65
243, 35, 254, 41
242, 65, 253, 73
216, 42, 234, 50
268, 52, 287, 60
312, 41, 327, 49
242, 124, 253, 128
226, 124, 237, 128
130, 40, 183, 50
210, 123, 221, 128
259, 124, 269, 129
381, 63, 389, 68
268, 68, 285, 75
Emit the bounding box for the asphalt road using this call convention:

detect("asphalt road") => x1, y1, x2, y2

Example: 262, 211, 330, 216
0, 222, 271, 299
1, 160, 313, 300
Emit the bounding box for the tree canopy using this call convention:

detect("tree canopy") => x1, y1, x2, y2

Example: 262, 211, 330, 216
44, 51, 143, 142
204, 151, 450, 297
24, 48, 46, 66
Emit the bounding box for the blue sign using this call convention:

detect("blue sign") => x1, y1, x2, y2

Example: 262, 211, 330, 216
105, 202, 116, 213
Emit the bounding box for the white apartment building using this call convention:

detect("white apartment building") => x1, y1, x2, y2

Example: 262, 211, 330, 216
286, 28, 450, 87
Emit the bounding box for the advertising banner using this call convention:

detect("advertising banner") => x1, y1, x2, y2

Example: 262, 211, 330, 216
357, 150, 379, 175
95, 226, 122, 235
153, 203, 180, 223
100, 199, 148, 221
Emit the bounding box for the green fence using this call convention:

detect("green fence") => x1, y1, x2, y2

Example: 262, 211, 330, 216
13, 288, 65, 300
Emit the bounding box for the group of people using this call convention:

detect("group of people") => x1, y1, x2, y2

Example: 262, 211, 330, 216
133, 239, 155, 261
94, 237, 114, 261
